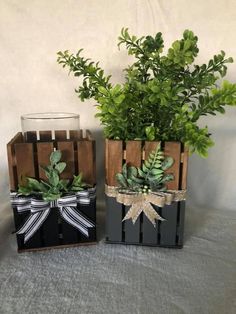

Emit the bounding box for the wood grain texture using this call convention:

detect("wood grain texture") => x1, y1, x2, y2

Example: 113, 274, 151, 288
144, 141, 160, 160
164, 142, 181, 190
69, 130, 82, 140
24, 131, 37, 142
106, 140, 123, 186
15, 143, 35, 186
77, 140, 96, 185
181, 146, 189, 190
57, 141, 75, 179
125, 141, 142, 167
36, 142, 54, 180
39, 130, 52, 142
55, 130, 67, 141
7, 132, 23, 190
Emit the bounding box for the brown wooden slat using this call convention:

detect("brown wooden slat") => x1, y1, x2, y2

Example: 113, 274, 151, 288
37, 142, 54, 180
7, 132, 23, 190
15, 143, 35, 186
181, 146, 189, 190
77, 140, 96, 185
55, 130, 67, 141
69, 130, 82, 140
24, 131, 37, 142
105, 139, 109, 184
125, 141, 142, 167
164, 142, 181, 190
85, 129, 93, 140
144, 141, 160, 159
106, 140, 123, 186
57, 141, 75, 179
39, 130, 52, 142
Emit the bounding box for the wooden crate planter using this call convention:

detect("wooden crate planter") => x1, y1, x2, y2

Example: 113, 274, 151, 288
7, 130, 96, 252
105, 139, 188, 248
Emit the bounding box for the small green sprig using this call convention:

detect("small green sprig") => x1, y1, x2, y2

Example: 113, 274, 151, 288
116, 144, 174, 192
18, 150, 88, 201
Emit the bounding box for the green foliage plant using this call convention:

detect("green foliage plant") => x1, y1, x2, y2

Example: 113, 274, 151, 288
116, 144, 174, 193
18, 150, 87, 201
57, 28, 236, 157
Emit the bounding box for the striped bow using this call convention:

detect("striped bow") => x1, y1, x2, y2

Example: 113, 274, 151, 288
10, 189, 95, 243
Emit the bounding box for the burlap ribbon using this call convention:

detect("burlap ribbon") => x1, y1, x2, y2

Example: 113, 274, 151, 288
105, 185, 186, 226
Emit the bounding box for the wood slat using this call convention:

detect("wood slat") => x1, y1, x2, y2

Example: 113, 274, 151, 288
181, 146, 189, 190
36, 142, 54, 180
164, 142, 181, 190
124, 206, 140, 243
77, 140, 96, 185
55, 130, 67, 141
39, 130, 52, 142
85, 129, 93, 140
69, 130, 82, 140
24, 131, 37, 142
160, 203, 178, 246
177, 201, 185, 246
7, 132, 23, 190
106, 140, 123, 186
57, 141, 75, 179
125, 141, 142, 167
106, 196, 123, 242
144, 141, 160, 159
15, 143, 35, 186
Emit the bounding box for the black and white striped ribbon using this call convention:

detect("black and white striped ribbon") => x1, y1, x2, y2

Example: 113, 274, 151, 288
10, 188, 95, 243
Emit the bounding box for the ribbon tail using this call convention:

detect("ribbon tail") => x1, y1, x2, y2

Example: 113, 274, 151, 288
59, 206, 95, 238
17, 209, 50, 243
143, 203, 165, 227
122, 203, 143, 224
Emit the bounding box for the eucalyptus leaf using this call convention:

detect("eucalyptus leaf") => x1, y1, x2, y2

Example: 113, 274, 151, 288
55, 162, 66, 174
50, 150, 62, 165
162, 157, 174, 170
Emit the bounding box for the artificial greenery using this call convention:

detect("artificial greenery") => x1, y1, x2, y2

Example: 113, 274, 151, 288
57, 28, 236, 157
116, 144, 174, 193
18, 150, 87, 201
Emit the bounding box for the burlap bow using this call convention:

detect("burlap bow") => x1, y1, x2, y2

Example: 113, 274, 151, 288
105, 185, 186, 226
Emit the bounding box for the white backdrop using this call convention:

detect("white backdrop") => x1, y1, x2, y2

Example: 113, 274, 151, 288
0, 0, 236, 212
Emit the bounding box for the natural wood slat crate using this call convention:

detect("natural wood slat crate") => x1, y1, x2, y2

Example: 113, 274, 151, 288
7, 129, 96, 252
105, 139, 188, 248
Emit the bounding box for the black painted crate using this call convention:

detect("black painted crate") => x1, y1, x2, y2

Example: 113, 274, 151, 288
12, 198, 96, 252
106, 196, 185, 248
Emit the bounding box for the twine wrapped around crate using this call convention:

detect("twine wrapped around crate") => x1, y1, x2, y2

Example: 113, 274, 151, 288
105, 185, 186, 226
11, 188, 96, 243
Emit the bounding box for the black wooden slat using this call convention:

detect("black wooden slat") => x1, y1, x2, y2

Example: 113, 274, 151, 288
77, 203, 96, 243
41, 209, 60, 247
124, 206, 140, 243
160, 203, 178, 246
142, 208, 158, 245
106, 196, 122, 242
177, 201, 185, 247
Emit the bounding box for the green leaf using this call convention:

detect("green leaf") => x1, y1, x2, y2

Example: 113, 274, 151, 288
27, 178, 42, 191
161, 173, 174, 183
48, 171, 60, 187
150, 168, 164, 175
98, 86, 108, 95
116, 173, 128, 187
162, 157, 174, 170
55, 162, 66, 174
50, 150, 62, 165
43, 193, 61, 201
127, 166, 138, 178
